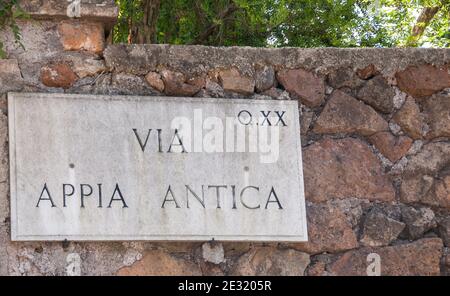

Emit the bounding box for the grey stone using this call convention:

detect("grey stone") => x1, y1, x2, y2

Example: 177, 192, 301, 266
0, 225, 8, 275
357, 75, 395, 113
111, 73, 155, 95
66, 53, 107, 78
104, 45, 450, 79
300, 109, 314, 136
389, 121, 403, 136
438, 216, 450, 247
360, 206, 405, 247
403, 142, 450, 177
255, 65, 275, 92
203, 79, 224, 98
202, 242, 225, 264
327, 66, 364, 90
0, 59, 24, 92
401, 206, 437, 240
19, 0, 118, 26
393, 87, 407, 110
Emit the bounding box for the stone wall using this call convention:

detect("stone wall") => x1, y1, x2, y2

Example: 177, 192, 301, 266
0, 1, 449, 276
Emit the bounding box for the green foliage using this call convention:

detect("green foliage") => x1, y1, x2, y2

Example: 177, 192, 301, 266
112, 0, 450, 48
374, 0, 450, 47
0, 0, 28, 58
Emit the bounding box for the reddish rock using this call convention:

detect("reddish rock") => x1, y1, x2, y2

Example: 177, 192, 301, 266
400, 175, 434, 205
58, 21, 105, 54
218, 68, 255, 95
313, 90, 388, 136
328, 238, 443, 276
303, 138, 395, 202
222, 243, 252, 258
357, 64, 378, 80
230, 247, 310, 276
393, 97, 424, 139
402, 142, 450, 177
145, 71, 164, 92
395, 64, 450, 99
199, 262, 224, 276
400, 142, 450, 209
40, 63, 78, 88
306, 260, 327, 276
368, 132, 413, 162
423, 94, 450, 139
116, 249, 201, 276
292, 203, 358, 254
356, 75, 395, 113
187, 76, 206, 89
161, 70, 201, 96
277, 68, 325, 107
432, 174, 450, 209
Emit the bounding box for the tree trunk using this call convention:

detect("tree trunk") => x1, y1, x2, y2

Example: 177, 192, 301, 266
406, 6, 440, 47
129, 0, 161, 44
190, 2, 239, 45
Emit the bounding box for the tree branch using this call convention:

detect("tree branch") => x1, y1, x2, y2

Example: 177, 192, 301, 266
406, 6, 440, 47
189, 2, 239, 45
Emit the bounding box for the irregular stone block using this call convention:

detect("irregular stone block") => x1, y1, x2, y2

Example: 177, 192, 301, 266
218, 68, 255, 95
40, 63, 78, 88
255, 65, 275, 92
65, 52, 107, 78
403, 142, 450, 177
19, 0, 118, 25
314, 90, 388, 136
438, 217, 450, 247
116, 249, 202, 276
360, 206, 405, 247
357, 75, 395, 113
277, 68, 325, 107
162, 70, 201, 96
393, 97, 424, 139
303, 138, 395, 202
327, 66, 364, 90
0, 59, 24, 92
328, 238, 443, 276
202, 242, 225, 265
230, 247, 309, 276
400, 142, 450, 209
423, 94, 450, 139
356, 64, 378, 80
368, 132, 413, 163
400, 206, 436, 240
58, 21, 105, 54
145, 71, 164, 92
291, 203, 358, 254
395, 64, 450, 99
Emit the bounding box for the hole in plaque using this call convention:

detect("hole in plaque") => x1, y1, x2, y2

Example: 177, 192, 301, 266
244, 166, 249, 172
69, 163, 75, 169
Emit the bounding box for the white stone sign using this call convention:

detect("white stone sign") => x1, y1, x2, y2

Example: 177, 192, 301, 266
9, 92, 307, 241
